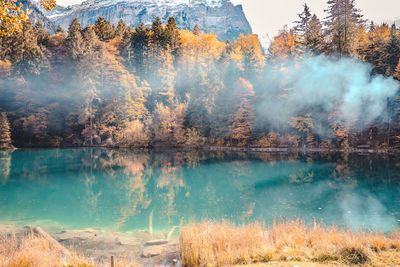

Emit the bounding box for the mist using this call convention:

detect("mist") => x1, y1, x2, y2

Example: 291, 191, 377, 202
257, 55, 399, 136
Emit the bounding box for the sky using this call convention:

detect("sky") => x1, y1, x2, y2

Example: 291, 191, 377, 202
231, 0, 400, 45
57, 0, 400, 46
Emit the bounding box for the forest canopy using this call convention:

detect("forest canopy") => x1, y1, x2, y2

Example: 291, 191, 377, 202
0, 0, 400, 149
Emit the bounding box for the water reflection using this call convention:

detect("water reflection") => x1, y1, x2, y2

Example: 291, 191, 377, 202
1, 149, 400, 232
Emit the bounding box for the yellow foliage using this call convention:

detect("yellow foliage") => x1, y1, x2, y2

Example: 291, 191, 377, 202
233, 34, 266, 71
0, 0, 56, 36
270, 27, 302, 62
179, 29, 225, 68
38, 0, 56, 11
0, 0, 28, 36
116, 119, 149, 147
257, 131, 279, 147
185, 128, 205, 148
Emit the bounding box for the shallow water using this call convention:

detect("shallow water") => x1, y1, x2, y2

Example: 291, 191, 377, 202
1, 148, 400, 233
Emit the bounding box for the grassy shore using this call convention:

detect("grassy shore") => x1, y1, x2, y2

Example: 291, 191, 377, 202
180, 220, 400, 266
2, 220, 400, 266
0, 232, 137, 267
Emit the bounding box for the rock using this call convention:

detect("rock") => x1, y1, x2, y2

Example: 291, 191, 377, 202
145, 239, 168, 246
141, 243, 179, 258
16, 0, 57, 33
45, 0, 252, 42
142, 245, 164, 257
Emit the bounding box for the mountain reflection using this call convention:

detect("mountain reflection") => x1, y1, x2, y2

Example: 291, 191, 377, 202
1, 149, 400, 232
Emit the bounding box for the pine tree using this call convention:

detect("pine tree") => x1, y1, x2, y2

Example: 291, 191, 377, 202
383, 25, 400, 76
394, 59, 400, 81
0, 113, 12, 149
304, 14, 325, 55
56, 26, 64, 33
165, 17, 181, 53
115, 19, 129, 37
65, 18, 84, 60
193, 24, 201, 35
93, 17, 115, 41
9, 20, 48, 76
34, 22, 49, 46
130, 23, 151, 76
293, 4, 312, 37
324, 0, 365, 57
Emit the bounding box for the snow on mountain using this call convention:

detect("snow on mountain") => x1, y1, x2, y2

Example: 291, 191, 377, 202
45, 0, 252, 41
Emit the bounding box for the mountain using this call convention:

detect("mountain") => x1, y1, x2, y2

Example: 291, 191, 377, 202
46, 0, 252, 41
17, 0, 57, 33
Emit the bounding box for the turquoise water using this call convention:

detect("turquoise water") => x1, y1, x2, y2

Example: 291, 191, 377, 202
1, 148, 400, 232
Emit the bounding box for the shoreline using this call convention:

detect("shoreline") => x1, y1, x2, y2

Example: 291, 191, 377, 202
5, 145, 400, 154
3, 220, 400, 266
0, 223, 179, 266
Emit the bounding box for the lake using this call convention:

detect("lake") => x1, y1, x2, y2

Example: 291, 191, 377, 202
1, 148, 400, 233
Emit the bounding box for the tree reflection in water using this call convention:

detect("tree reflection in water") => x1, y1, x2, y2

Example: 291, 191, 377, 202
1, 149, 400, 232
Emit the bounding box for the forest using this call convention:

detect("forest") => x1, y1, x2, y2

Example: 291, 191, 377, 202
0, 0, 400, 149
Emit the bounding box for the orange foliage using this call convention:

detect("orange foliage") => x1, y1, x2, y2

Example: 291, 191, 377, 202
269, 27, 302, 61
233, 34, 265, 71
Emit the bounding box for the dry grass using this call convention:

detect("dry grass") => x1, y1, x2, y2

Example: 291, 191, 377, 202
180, 220, 400, 266
0, 233, 136, 267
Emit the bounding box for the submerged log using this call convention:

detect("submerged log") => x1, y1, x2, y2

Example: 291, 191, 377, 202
26, 226, 71, 258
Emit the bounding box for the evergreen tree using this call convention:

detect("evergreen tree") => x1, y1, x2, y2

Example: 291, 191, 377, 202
0, 113, 12, 149
34, 22, 49, 46
151, 17, 164, 47
65, 18, 84, 60
324, 0, 365, 57
383, 25, 400, 76
293, 4, 312, 37
304, 14, 325, 55
130, 23, 151, 76
193, 24, 201, 35
115, 19, 129, 37
9, 20, 48, 76
394, 59, 400, 81
93, 17, 115, 41
56, 26, 64, 33
165, 17, 181, 52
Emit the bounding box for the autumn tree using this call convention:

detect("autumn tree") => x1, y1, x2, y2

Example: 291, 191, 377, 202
78, 25, 104, 145
152, 102, 187, 146
269, 26, 302, 62
328, 111, 355, 148
0, 113, 12, 149
357, 23, 391, 74
228, 78, 255, 146
233, 34, 265, 73
289, 113, 314, 147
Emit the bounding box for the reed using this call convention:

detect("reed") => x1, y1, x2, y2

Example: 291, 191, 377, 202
179, 220, 400, 266
0, 232, 137, 267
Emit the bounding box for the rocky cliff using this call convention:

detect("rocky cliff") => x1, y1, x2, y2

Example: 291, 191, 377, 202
47, 0, 252, 41
17, 0, 57, 33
